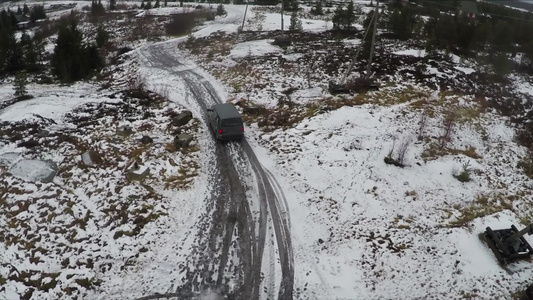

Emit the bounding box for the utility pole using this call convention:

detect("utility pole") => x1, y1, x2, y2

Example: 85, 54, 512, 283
366, 0, 379, 79
340, 11, 376, 85
281, 0, 284, 33
241, 1, 249, 32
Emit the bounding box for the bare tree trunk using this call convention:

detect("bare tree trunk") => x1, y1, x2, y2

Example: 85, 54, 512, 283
396, 137, 412, 166
440, 112, 456, 149
418, 109, 428, 140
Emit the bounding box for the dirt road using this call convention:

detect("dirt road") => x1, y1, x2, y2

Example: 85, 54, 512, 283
139, 33, 293, 299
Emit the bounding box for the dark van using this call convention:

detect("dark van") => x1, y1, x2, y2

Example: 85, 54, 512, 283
207, 103, 244, 140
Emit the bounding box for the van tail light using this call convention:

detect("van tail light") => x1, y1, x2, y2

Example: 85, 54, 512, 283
218, 129, 223, 134
241, 127, 244, 132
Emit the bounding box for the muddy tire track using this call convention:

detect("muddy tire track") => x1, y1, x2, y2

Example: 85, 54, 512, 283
139, 40, 293, 299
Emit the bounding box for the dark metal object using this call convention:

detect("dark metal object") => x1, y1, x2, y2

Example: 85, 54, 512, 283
482, 224, 533, 265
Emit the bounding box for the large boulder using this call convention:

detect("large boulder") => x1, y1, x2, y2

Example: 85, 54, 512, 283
9, 159, 58, 183
172, 110, 193, 127
140, 135, 153, 144
174, 134, 193, 148
0, 153, 20, 167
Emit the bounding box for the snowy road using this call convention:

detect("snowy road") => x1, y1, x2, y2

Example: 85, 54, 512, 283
137, 9, 294, 299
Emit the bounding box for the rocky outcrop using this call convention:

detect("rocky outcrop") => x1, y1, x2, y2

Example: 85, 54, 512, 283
9, 159, 58, 183
172, 110, 193, 126
140, 135, 153, 144
174, 134, 193, 148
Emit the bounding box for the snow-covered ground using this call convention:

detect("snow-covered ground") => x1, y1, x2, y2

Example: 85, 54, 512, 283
1, 2, 533, 300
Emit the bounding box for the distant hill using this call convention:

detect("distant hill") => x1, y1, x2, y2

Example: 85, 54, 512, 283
488, 0, 533, 12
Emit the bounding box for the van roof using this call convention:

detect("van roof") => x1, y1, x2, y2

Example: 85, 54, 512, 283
212, 103, 242, 119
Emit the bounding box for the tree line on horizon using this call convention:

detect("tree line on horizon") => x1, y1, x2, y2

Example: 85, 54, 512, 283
319, 0, 533, 76
1, 0, 533, 84
0, 6, 108, 83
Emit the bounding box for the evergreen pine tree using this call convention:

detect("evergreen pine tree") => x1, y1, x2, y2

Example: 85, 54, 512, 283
525, 40, 533, 67
289, 11, 302, 31
492, 52, 512, 77
332, 4, 344, 30
311, 1, 323, 15
291, 0, 298, 12
30, 5, 47, 22
13, 71, 30, 99
216, 4, 226, 16
23, 4, 30, 15
282, 0, 291, 11
96, 26, 109, 48
21, 31, 38, 71
154, 0, 160, 8
6, 31, 23, 72
344, 1, 355, 29
145, 0, 152, 9
51, 17, 84, 82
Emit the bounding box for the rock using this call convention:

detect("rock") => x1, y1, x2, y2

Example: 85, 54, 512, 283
140, 135, 153, 144
174, 134, 193, 148
81, 152, 95, 167
81, 151, 102, 167
272, 35, 292, 47
36, 130, 49, 138
172, 110, 193, 127
126, 163, 150, 182
9, 159, 58, 183
116, 125, 133, 136
525, 284, 533, 300
243, 106, 265, 116
0, 153, 20, 167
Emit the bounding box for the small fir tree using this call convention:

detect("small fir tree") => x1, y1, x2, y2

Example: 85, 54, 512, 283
332, 4, 344, 30
96, 26, 110, 48
344, 1, 355, 29
289, 11, 302, 31
14, 71, 30, 99
310, 1, 323, 15
216, 4, 226, 16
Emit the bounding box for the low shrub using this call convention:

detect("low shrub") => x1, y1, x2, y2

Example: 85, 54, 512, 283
165, 12, 197, 36
453, 161, 472, 183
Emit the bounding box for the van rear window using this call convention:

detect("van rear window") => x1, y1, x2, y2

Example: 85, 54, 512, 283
221, 118, 242, 127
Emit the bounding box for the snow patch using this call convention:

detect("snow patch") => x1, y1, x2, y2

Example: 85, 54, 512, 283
229, 40, 282, 58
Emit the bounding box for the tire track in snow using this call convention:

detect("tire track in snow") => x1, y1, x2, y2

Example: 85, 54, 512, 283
242, 141, 294, 300
139, 32, 294, 299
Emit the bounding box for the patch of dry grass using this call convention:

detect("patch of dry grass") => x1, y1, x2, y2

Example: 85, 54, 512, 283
422, 143, 482, 161
163, 161, 200, 190
448, 193, 517, 227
